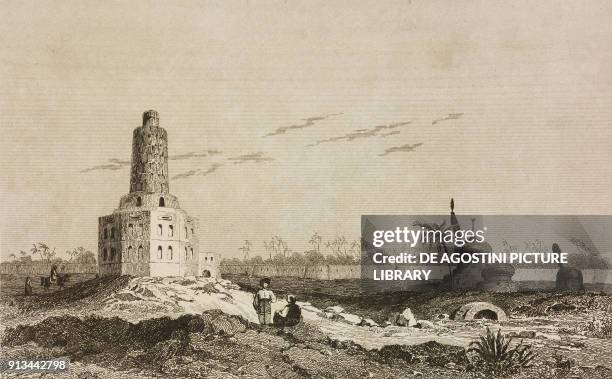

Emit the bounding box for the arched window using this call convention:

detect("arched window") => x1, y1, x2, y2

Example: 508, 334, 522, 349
111, 248, 116, 261
210, 256, 213, 262
184, 226, 188, 238
184, 247, 188, 260
159, 197, 165, 207
136, 196, 142, 207
190, 248, 194, 259
157, 246, 162, 259
158, 224, 163, 236
168, 246, 173, 260
169, 225, 174, 237
138, 223, 144, 236
103, 248, 107, 261
103, 228, 108, 239
128, 224, 133, 236
111, 227, 115, 239
191, 228, 194, 236
138, 245, 143, 261
127, 246, 133, 261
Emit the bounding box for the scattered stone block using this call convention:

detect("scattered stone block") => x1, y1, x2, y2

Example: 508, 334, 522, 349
396, 308, 417, 327
548, 302, 577, 312
508, 330, 536, 339
338, 313, 363, 325
359, 318, 379, 327
415, 320, 435, 329
535, 332, 562, 341
325, 305, 345, 314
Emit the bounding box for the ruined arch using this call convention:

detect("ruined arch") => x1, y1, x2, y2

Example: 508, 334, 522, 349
453, 302, 508, 322
201, 270, 211, 278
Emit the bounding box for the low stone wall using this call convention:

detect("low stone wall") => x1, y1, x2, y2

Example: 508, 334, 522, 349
0, 262, 98, 276
220, 264, 612, 285
220, 264, 361, 280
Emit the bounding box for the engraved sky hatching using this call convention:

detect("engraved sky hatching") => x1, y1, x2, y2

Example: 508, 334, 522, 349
1, 0, 612, 259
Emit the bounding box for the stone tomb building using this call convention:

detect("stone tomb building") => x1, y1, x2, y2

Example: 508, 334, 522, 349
98, 110, 214, 277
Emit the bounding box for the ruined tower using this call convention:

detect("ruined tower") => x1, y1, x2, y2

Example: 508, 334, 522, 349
98, 110, 213, 277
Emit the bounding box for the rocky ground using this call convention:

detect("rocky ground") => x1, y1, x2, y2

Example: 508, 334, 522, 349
1, 275, 612, 378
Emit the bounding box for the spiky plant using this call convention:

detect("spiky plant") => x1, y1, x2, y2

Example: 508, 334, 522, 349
467, 328, 536, 377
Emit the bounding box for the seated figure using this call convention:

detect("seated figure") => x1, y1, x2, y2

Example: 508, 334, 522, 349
273, 295, 302, 327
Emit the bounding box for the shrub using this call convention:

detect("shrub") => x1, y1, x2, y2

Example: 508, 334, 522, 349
467, 328, 536, 377
586, 316, 612, 338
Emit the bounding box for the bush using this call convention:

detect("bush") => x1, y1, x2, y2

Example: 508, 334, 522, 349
586, 317, 612, 338
467, 328, 535, 377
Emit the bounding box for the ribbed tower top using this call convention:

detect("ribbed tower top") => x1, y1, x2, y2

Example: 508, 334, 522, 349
142, 109, 159, 127
129, 110, 169, 194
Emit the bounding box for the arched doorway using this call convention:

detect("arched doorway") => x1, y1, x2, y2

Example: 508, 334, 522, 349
473, 309, 498, 320
159, 197, 165, 207
201, 270, 211, 278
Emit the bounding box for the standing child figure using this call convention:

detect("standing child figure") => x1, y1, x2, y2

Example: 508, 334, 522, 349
24, 276, 32, 296
253, 278, 276, 325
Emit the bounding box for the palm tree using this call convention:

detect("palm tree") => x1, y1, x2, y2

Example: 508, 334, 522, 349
37, 242, 55, 262
263, 241, 272, 261
30, 243, 40, 261
239, 240, 252, 262
309, 232, 322, 253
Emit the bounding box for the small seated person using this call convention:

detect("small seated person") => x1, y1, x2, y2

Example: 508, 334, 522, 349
273, 294, 302, 327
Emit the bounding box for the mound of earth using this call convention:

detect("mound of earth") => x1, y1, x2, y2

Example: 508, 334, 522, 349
2, 310, 464, 378
7, 275, 131, 311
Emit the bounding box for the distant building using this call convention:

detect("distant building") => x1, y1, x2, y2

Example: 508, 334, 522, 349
98, 110, 216, 277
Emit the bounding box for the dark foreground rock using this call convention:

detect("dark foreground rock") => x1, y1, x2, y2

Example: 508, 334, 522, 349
4, 309, 612, 378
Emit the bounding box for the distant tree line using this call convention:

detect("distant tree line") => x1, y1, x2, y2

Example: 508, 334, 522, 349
222, 233, 361, 265
4, 242, 96, 265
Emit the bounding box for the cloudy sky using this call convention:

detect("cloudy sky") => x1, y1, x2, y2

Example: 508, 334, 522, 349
1, 0, 612, 260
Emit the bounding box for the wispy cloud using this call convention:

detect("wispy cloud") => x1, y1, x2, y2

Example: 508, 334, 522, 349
82, 149, 222, 173
80, 162, 127, 173
263, 113, 343, 138
201, 163, 224, 176
432, 113, 463, 125
171, 163, 225, 181
379, 142, 423, 157
227, 152, 275, 165
170, 150, 221, 160
380, 130, 401, 138
307, 121, 411, 147
108, 158, 131, 165
171, 169, 200, 180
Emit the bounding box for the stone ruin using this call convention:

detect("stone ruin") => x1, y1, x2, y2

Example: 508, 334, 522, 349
453, 301, 508, 322
554, 243, 584, 291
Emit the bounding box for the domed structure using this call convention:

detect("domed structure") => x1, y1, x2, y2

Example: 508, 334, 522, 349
479, 263, 518, 292
97, 110, 216, 277
449, 241, 493, 290
556, 265, 584, 291
553, 243, 584, 292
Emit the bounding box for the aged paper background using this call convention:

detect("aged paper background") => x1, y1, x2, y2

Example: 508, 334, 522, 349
1, 0, 611, 260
